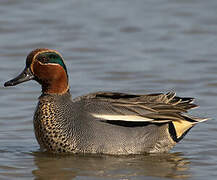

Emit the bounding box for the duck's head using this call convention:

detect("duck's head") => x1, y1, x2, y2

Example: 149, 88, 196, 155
4, 48, 69, 95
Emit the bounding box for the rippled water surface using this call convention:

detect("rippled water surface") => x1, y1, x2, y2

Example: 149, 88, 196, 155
1, 0, 217, 179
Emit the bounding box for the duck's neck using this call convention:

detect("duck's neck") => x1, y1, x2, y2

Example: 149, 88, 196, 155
42, 78, 69, 95
33, 62, 70, 95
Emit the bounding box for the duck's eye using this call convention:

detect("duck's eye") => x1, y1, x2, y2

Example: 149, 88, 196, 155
37, 53, 59, 64
36, 52, 67, 73
37, 55, 49, 64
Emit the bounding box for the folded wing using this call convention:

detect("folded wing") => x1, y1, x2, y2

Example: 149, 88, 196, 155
74, 91, 207, 141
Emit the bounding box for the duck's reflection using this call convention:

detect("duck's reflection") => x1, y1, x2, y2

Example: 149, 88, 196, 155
32, 151, 191, 180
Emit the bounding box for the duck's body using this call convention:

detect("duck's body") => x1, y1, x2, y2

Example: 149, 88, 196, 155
34, 91, 177, 154
4, 48, 207, 154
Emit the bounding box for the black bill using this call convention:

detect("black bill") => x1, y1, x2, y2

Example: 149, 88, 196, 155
4, 67, 34, 87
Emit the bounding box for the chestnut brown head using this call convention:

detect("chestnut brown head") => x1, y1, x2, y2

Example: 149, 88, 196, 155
4, 48, 69, 94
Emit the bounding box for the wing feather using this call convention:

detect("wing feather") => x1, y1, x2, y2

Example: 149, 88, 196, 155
74, 91, 205, 125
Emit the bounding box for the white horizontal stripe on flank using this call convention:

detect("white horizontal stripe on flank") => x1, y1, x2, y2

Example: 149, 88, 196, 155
91, 114, 153, 122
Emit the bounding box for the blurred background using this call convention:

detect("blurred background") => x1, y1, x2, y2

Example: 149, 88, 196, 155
0, 0, 217, 179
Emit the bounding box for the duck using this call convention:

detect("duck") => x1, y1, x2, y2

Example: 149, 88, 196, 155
4, 48, 207, 154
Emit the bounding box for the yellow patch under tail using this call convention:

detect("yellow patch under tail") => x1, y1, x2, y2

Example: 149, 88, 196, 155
172, 120, 195, 139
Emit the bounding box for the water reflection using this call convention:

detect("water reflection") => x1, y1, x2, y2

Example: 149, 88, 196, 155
32, 152, 191, 179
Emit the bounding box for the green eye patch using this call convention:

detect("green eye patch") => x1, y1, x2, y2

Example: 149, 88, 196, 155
37, 52, 67, 73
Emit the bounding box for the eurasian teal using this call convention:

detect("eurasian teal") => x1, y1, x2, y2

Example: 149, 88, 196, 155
4, 48, 207, 154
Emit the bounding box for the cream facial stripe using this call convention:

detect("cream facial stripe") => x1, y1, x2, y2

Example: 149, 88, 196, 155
91, 114, 153, 122
30, 49, 65, 73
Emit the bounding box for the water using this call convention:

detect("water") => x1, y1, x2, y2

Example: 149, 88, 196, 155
0, 0, 217, 179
